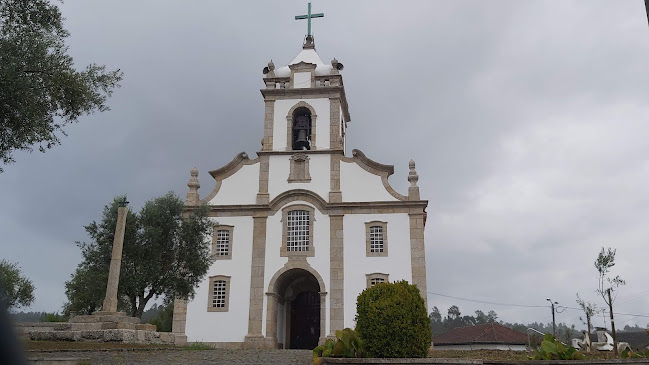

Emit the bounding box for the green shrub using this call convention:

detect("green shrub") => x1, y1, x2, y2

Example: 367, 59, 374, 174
355, 280, 431, 358
530, 334, 585, 360
313, 328, 364, 365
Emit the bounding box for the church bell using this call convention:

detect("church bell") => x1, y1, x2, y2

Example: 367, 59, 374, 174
292, 115, 311, 150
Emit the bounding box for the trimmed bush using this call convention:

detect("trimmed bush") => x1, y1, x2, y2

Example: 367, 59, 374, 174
355, 280, 431, 358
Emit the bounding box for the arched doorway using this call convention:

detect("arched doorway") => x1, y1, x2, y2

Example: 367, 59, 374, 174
266, 267, 326, 349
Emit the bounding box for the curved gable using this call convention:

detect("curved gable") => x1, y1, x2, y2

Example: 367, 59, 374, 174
340, 149, 407, 202
203, 152, 260, 205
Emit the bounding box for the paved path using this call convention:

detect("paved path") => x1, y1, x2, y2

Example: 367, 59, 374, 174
28, 349, 313, 365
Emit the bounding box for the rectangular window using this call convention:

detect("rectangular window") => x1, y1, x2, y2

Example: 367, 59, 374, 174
215, 230, 230, 256
370, 277, 386, 286
369, 226, 384, 253
281, 205, 315, 257
207, 275, 230, 312
365, 221, 388, 257
212, 280, 227, 308
286, 210, 310, 252
212, 225, 234, 260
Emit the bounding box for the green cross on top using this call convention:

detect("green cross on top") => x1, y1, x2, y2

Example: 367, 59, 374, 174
295, 2, 324, 37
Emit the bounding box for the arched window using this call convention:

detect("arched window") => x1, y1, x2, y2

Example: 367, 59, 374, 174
292, 107, 312, 150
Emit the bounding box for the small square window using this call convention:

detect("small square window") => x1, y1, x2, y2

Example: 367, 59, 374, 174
366, 273, 389, 288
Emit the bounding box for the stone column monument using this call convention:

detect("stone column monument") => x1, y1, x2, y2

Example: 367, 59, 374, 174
101, 198, 128, 313
29, 197, 178, 344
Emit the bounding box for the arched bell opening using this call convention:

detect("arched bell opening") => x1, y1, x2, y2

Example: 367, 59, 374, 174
265, 267, 327, 349
292, 107, 312, 151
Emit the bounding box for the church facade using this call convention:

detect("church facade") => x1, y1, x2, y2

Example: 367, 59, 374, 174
172, 36, 429, 349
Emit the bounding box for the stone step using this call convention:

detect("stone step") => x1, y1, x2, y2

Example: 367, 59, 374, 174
29, 329, 176, 344
69, 314, 139, 324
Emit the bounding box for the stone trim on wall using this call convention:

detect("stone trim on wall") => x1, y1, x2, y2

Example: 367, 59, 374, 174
265, 260, 328, 346
212, 225, 234, 260
365, 221, 388, 257
172, 297, 187, 344
260, 87, 350, 123
280, 204, 316, 257
288, 153, 311, 183
262, 100, 275, 151
365, 273, 389, 288
289, 62, 316, 89
285, 101, 317, 151
257, 155, 270, 204
206, 275, 231, 312
341, 149, 408, 201
329, 153, 342, 203
245, 215, 268, 342
186, 188, 428, 218
329, 214, 344, 336
329, 97, 341, 149
409, 213, 428, 310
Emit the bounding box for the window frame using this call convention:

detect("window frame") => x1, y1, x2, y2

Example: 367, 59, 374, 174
212, 225, 234, 260
366, 273, 389, 288
365, 221, 388, 257
280, 204, 316, 257
207, 275, 231, 312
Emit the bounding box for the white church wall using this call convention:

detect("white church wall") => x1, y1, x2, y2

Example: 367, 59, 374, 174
340, 161, 400, 202
272, 98, 331, 151
342, 213, 411, 329
267, 154, 330, 202
208, 163, 259, 205
262, 202, 331, 336
185, 216, 253, 343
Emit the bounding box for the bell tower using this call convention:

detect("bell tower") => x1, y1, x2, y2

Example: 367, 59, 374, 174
259, 38, 350, 154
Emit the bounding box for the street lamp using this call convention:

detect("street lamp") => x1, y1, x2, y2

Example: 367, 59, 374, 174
546, 298, 558, 338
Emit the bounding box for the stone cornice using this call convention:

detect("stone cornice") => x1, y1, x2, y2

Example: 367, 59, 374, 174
186, 188, 428, 216
256, 149, 344, 156
260, 86, 351, 122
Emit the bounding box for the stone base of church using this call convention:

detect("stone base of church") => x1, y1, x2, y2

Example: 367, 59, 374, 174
27, 311, 180, 345
243, 334, 281, 349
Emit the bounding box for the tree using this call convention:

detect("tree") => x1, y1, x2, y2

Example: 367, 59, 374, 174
595, 247, 626, 356
64, 193, 213, 318
0, 259, 35, 310
576, 293, 599, 334
0, 0, 123, 172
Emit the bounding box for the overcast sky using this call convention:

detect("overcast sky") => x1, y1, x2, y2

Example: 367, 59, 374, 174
2, 1, 648, 329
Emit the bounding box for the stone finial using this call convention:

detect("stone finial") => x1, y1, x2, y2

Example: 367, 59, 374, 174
263, 60, 276, 78
330, 58, 343, 75
185, 167, 200, 206
407, 159, 420, 200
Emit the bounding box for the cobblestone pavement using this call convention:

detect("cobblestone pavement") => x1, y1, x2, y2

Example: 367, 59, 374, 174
27, 349, 313, 365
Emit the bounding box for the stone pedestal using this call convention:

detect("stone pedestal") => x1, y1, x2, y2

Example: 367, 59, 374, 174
29, 311, 180, 345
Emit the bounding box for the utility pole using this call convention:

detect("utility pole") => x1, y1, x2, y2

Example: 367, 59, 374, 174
607, 289, 618, 356
547, 298, 558, 338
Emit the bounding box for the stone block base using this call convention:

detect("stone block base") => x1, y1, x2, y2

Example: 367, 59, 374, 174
243, 335, 278, 349
29, 329, 176, 344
